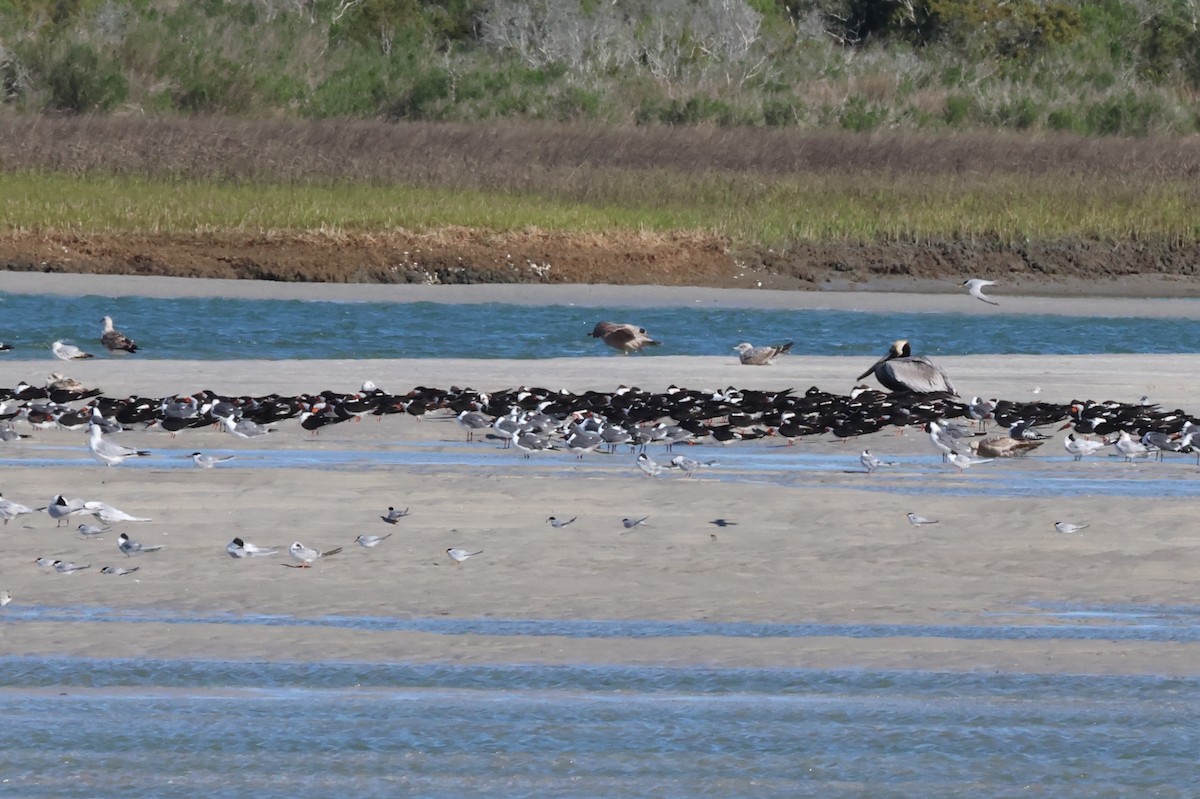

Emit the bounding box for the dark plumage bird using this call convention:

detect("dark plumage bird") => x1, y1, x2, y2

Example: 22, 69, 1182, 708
101, 316, 138, 354
590, 322, 660, 354
857, 340, 956, 395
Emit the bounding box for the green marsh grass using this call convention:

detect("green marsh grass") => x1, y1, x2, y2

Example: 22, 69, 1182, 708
3, 169, 1198, 246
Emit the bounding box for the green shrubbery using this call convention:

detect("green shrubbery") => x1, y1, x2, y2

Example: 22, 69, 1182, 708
0, 0, 1198, 134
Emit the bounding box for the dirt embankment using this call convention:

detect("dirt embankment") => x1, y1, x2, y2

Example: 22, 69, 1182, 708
3, 229, 1200, 297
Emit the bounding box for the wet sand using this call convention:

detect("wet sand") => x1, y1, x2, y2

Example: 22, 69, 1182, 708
1, 275, 1199, 676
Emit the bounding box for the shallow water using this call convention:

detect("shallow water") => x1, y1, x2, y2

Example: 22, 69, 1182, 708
1, 655, 1197, 798
5, 291, 1200, 359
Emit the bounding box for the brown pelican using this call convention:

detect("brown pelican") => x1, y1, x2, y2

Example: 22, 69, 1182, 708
590, 322, 660, 354
100, 316, 138, 354
734, 341, 793, 365
857, 340, 956, 395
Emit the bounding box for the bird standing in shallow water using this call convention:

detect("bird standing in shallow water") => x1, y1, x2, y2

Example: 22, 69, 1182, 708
100, 316, 138, 354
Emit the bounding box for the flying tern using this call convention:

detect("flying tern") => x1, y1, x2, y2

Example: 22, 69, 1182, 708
962, 278, 999, 306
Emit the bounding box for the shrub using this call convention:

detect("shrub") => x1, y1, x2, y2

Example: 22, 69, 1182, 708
44, 43, 127, 112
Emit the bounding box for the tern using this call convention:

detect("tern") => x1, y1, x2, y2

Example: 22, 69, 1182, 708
733, 341, 793, 365
288, 541, 342, 567
547, 516, 577, 528
0, 590, 10, 606
668, 455, 714, 476
83, 501, 151, 523
446, 547, 482, 564
226, 537, 279, 558
100, 315, 138, 354
100, 566, 140, 575
53, 560, 91, 574
1054, 521, 1089, 534
43, 494, 90, 527
636, 453, 664, 477
51, 340, 94, 360
355, 533, 392, 548
1064, 432, 1107, 461
590, 321, 660, 354
962, 278, 999, 306
380, 506, 410, 524
860, 449, 897, 473
118, 532, 162, 556
216, 413, 274, 440
190, 452, 235, 468
0, 494, 36, 525
709, 519, 738, 527
77, 523, 109, 537
906, 513, 939, 526
88, 424, 150, 466
947, 450, 992, 473
622, 516, 650, 529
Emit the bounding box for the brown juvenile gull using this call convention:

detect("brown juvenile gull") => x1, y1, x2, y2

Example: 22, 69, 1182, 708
590, 322, 660, 355
100, 315, 138, 354
970, 436, 1043, 458
734, 341, 793, 365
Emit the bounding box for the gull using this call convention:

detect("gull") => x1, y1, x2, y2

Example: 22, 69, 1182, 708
962, 278, 999, 306
547, 516, 577, 528
456, 410, 493, 442
1114, 430, 1151, 462
190, 452, 235, 469
1064, 432, 1108, 461
100, 315, 138, 354
734, 342, 793, 365
77, 523, 109, 537
216, 413, 274, 440
589, 321, 661, 354
88, 424, 150, 466
100, 566, 140, 575
859, 449, 896, 473
83, 501, 151, 523
858, 340, 956, 395
52, 340, 94, 360
636, 452, 664, 478
226, 537, 279, 558
118, 532, 162, 556
669, 454, 714, 476
0, 590, 10, 606
380, 506, 410, 524
906, 512, 938, 526
53, 560, 91, 574
288, 541, 342, 567
0, 493, 36, 525
622, 516, 650, 529
446, 547, 482, 565
355, 533, 392, 548
948, 450, 992, 473
43, 494, 90, 526
1054, 521, 1089, 534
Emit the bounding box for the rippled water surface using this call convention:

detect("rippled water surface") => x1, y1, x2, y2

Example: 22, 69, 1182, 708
2, 655, 1198, 798
3, 291, 1200, 359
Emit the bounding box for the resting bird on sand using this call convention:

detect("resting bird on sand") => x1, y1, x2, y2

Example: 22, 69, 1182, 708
857, 340, 956, 395
590, 322, 660, 354
100, 316, 138, 354
734, 341, 793, 365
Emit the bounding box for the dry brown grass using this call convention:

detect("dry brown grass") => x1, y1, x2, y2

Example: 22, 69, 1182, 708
4, 114, 1200, 189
